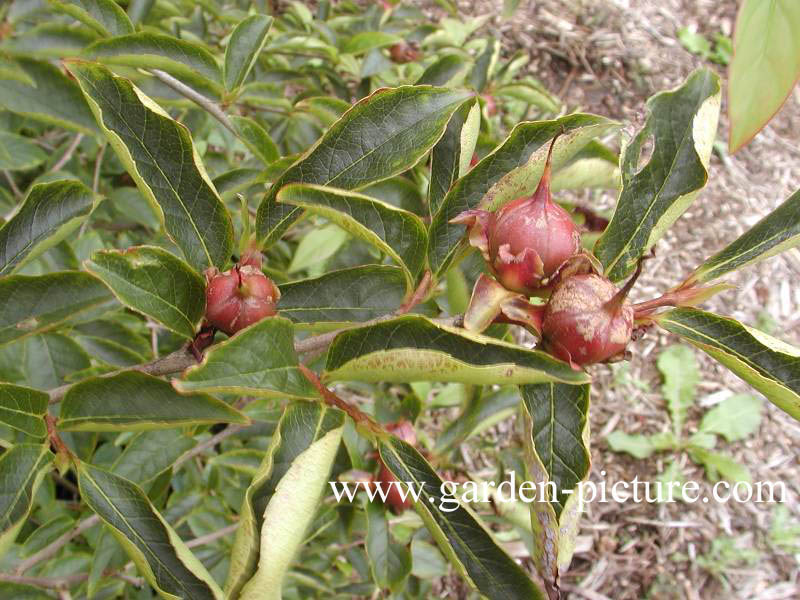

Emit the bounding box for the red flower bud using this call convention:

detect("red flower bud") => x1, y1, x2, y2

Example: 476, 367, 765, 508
389, 41, 421, 63
205, 263, 280, 336
542, 273, 634, 366
482, 94, 498, 117
451, 135, 581, 295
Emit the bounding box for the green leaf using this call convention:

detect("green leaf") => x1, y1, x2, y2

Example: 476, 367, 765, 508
415, 53, 469, 86
231, 116, 280, 165
256, 86, 472, 247
689, 448, 751, 483
278, 265, 407, 327
224, 15, 273, 91
606, 432, 660, 459
699, 394, 762, 442
84, 33, 223, 92
111, 429, 195, 487
85, 246, 206, 339
428, 113, 618, 275
0, 131, 47, 171
494, 82, 560, 113
728, 0, 800, 152
677, 27, 712, 58
0, 444, 52, 556
593, 69, 721, 281
686, 188, 800, 285
520, 383, 589, 516
24, 333, 91, 390
520, 383, 589, 589
0, 384, 48, 438
0, 180, 96, 276
48, 0, 135, 37
378, 436, 546, 600
657, 345, 698, 435
286, 223, 349, 274
429, 100, 480, 215
76, 461, 223, 599
69, 61, 234, 271
277, 184, 428, 285
365, 500, 412, 591
468, 39, 500, 93
208, 449, 264, 476
59, 371, 249, 431
656, 308, 800, 421
0, 583, 52, 599
436, 387, 519, 451
175, 317, 316, 399
225, 402, 345, 598
550, 140, 620, 191
4, 23, 100, 59
341, 31, 402, 55
324, 315, 589, 386
0, 57, 98, 135
0, 271, 113, 347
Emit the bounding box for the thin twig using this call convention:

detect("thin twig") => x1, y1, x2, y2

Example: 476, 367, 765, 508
185, 522, 238, 548
172, 424, 247, 470
150, 69, 236, 134
50, 134, 84, 173
0, 573, 88, 588
92, 143, 106, 194
16, 515, 100, 575
299, 364, 382, 434
2, 169, 22, 199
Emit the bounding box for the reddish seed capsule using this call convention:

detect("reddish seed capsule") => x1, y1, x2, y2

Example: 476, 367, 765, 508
205, 262, 280, 336
451, 135, 581, 295
389, 41, 421, 63
542, 273, 633, 366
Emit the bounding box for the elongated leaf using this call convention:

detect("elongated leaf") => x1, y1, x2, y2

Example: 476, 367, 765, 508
657, 308, 800, 421
24, 333, 91, 389
85, 246, 206, 339
175, 317, 316, 399
5, 23, 100, 58
729, 0, 800, 152
0, 180, 96, 275
48, 0, 134, 37
256, 86, 472, 246
416, 54, 469, 86
365, 500, 412, 590
226, 402, 345, 598
224, 15, 273, 91
231, 116, 279, 165
436, 387, 519, 451
59, 371, 249, 431
686, 188, 800, 285
0, 384, 47, 438
378, 436, 546, 600
594, 69, 721, 281
77, 461, 223, 599
111, 429, 195, 487
429, 99, 480, 215
429, 113, 618, 275
0, 131, 47, 171
277, 184, 427, 285
0, 58, 98, 135
278, 265, 407, 326
494, 82, 561, 113
324, 315, 589, 386
84, 33, 223, 91
468, 39, 500, 93
69, 62, 234, 271
521, 383, 590, 591
551, 140, 620, 191
0, 444, 52, 556
0, 272, 113, 347
341, 31, 402, 55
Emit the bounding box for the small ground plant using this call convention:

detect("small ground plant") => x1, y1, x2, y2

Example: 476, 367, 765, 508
0, 1, 798, 599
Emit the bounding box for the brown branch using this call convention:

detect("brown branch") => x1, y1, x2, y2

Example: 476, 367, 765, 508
299, 364, 383, 434
0, 572, 88, 589
185, 522, 238, 548
172, 424, 247, 470
2, 169, 22, 199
